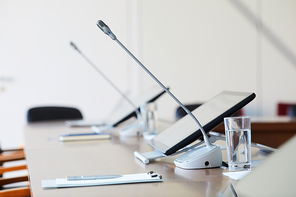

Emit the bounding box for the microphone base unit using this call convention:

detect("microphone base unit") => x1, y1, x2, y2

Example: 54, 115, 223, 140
134, 139, 209, 167
91, 122, 143, 137
174, 145, 222, 169
91, 125, 113, 133
119, 122, 143, 137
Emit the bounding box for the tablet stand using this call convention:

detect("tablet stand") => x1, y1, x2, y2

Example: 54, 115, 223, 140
134, 132, 276, 166
134, 140, 206, 164
119, 122, 143, 137
208, 131, 277, 152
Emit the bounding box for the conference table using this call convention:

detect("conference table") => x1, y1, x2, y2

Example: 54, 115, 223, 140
24, 121, 268, 197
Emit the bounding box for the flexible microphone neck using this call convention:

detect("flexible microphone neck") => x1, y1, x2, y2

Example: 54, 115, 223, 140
69, 41, 143, 124
96, 20, 212, 148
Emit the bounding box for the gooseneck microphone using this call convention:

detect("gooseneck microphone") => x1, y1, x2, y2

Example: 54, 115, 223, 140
96, 20, 213, 147
96, 20, 222, 169
70, 41, 143, 128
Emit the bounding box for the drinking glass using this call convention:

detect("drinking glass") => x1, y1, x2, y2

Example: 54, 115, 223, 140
224, 116, 251, 171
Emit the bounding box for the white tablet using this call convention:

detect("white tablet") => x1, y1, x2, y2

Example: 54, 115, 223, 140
66, 86, 167, 127
149, 91, 256, 155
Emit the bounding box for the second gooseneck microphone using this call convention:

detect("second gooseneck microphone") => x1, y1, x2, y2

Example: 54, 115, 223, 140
69, 42, 143, 127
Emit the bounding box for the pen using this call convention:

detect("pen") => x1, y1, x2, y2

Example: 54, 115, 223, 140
67, 175, 122, 181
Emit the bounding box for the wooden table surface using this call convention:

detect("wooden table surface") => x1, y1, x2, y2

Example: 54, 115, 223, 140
24, 121, 268, 197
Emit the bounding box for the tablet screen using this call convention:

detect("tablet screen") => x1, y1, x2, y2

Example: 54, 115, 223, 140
149, 91, 256, 155
104, 86, 167, 126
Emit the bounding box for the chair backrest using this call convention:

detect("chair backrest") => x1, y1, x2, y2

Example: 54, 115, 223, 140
27, 106, 83, 123
0, 187, 31, 197
287, 105, 296, 117
0, 163, 30, 196
277, 103, 296, 116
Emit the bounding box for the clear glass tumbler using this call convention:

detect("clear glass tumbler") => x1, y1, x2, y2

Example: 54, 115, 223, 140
224, 116, 251, 171
140, 102, 158, 137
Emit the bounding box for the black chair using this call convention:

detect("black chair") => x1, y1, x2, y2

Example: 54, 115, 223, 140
0, 159, 30, 196
0, 145, 28, 195
27, 106, 83, 123
0, 106, 82, 196
287, 105, 296, 117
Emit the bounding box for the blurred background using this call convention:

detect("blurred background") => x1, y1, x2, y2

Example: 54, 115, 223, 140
1, 0, 296, 149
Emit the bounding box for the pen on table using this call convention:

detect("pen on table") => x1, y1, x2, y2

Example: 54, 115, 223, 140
67, 175, 122, 181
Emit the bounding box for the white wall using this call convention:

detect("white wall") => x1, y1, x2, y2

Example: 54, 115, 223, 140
139, 0, 296, 120
260, 0, 296, 115
0, 0, 131, 148
0, 0, 296, 148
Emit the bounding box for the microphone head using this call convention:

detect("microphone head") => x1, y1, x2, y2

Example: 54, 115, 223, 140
97, 20, 108, 33
70, 41, 81, 53
96, 20, 116, 40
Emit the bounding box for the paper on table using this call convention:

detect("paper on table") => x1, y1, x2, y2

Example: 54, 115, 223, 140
56, 173, 161, 186
223, 171, 251, 180
42, 172, 163, 189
